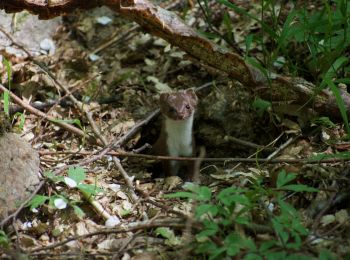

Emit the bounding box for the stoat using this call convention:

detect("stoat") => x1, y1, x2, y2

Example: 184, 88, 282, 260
152, 89, 198, 180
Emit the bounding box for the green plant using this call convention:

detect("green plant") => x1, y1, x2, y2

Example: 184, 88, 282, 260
28, 166, 102, 218
0, 230, 10, 248
1, 58, 26, 131
166, 171, 318, 259
49, 118, 83, 130
2, 58, 11, 116
252, 98, 272, 116
214, 0, 350, 135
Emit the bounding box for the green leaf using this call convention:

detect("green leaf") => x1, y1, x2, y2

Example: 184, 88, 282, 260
231, 194, 251, 206
280, 184, 318, 192
245, 34, 254, 57
278, 198, 297, 216
119, 208, 131, 217
50, 118, 83, 129
3, 58, 12, 89
244, 253, 263, 260
222, 12, 234, 43
77, 183, 102, 197
195, 204, 218, 218
28, 195, 49, 210
265, 251, 287, 260
224, 233, 253, 256
155, 227, 174, 239
13, 112, 25, 130
197, 186, 212, 201
182, 182, 199, 192
276, 9, 299, 51
218, 187, 244, 201
3, 91, 9, 116
272, 218, 288, 244
164, 191, 196, 199
276, 170, 296, 188
322, 56, 349, 85
68, 166, 86, 183
285, 254, 313, 260
155, 227, 181, 246
0, 230, 10, 248
72, 205, 85, 218
319, 249, 337, 260
291, 218, 308, 236
311, 117, 336, 128
197, 220, 219, 239
195, 241, 220, 256
259, 240, 276, 252
252, 98, 272, 116
309, 151, 350, 161
235, 216, 250, 225
216, 0, 276, 38
245, 57, 269, 79
44, 171, 64, 182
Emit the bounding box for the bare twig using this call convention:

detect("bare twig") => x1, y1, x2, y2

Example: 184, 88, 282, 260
0, 84, 89, 140
224, 135, 275, 151
311, 192, 338, 232
40, 150, 350, 164
89, 25, 139, 55
110, 109, 160, 148
266, 134, 301, 160
144, 199, 190, 219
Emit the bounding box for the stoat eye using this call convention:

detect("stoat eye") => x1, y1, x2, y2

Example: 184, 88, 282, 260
169, 107, 176, 113
185, 104, 191, 109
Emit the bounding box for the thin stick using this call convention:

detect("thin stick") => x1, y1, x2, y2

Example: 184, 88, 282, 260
40, 150, 350, 164
0, 84, 89, 140
266, 134, 300, 160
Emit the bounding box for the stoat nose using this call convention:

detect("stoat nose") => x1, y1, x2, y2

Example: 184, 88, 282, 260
178, 113, 186, 119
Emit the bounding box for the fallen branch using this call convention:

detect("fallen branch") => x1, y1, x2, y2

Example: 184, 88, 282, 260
39, 150, 350, 164
0, 84, 90, 140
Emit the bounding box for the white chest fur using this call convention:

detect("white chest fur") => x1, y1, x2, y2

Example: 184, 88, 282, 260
164, 114, 194, 157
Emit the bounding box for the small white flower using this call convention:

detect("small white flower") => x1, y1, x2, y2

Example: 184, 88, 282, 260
64, 177, 77, 188
54, 198, 67, 209
96, 16, 112, 25
105, 216, 120, 227
109, 184, 121, 192
89, 54, 100, 61
22, 221, 33, 230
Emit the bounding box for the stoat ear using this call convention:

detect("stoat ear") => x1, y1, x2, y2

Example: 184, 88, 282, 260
159, 92, 170, 102
185, 89, 198, 103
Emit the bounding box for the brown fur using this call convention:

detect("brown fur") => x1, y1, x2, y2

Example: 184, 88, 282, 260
152, 89, 198, 180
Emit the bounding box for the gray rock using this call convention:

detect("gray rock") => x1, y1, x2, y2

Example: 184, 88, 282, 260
0, 133, 40, 220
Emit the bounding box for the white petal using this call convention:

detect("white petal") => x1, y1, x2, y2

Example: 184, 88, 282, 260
105, 216, 120, 227
54, 198, 67, 209
64, 177, 77, 188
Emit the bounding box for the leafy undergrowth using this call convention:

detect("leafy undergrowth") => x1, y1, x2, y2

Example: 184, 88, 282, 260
1, 0, 350, 259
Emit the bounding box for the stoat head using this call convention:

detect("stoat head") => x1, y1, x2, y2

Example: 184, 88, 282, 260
159, 89, 198, 120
